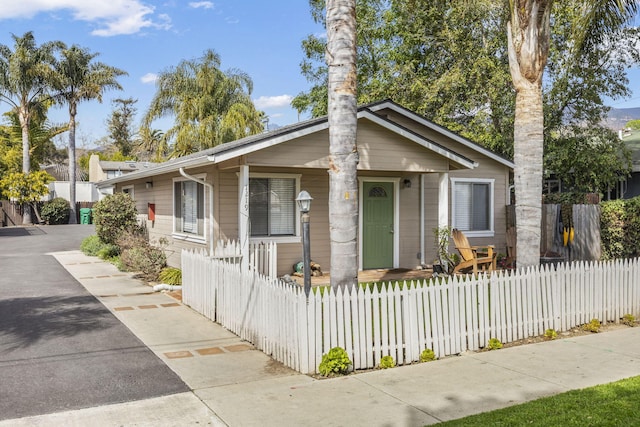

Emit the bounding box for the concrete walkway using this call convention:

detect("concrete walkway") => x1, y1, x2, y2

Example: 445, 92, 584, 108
4, 250, 640, 426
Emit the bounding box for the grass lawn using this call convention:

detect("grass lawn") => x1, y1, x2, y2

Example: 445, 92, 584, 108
436, 375, 640, 426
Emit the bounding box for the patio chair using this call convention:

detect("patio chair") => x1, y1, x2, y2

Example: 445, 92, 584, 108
451, 228, 497, 274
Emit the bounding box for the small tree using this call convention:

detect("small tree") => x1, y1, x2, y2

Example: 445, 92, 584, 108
0, 171, 52, 223
92, 192, 138, 244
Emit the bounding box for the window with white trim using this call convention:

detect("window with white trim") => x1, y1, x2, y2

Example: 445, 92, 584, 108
451, 178, 494, 236
174, 180, 204, 237
249, 176, 296, 237
122, 185, 134, 199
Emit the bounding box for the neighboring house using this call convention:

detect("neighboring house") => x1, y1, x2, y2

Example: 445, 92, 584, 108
88, 154, 156, 182
96, 100, 514, 275
40, 163, 99, 202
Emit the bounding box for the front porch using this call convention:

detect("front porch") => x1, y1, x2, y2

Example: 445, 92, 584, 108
290, 267, 434, 287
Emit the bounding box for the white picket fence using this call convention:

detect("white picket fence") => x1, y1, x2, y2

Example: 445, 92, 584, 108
182, 251, 640, 374
211, 239, 277, 278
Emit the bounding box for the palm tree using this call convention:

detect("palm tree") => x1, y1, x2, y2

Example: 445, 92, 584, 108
52, 44, 126, 223
143, 49, 263, 157
0, 31, 62, 224
507, 0, 638, 267
327, 0, 359, 290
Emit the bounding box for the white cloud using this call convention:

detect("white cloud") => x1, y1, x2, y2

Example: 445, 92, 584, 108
141, 73, 158, 84
225, 16, 239, 24
0, 0, 172, 37
254, 95, 293, 109
189, 1, 214, 9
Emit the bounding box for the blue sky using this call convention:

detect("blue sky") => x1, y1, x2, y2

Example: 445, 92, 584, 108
1, 1, 639, 149
0, 0, 323, 148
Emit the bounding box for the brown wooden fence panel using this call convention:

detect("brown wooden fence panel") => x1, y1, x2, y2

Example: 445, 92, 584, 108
1, 200, 94, 226
506, 203, 601, 262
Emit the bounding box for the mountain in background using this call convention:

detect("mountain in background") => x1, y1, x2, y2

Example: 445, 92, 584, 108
604, 107, 640, 130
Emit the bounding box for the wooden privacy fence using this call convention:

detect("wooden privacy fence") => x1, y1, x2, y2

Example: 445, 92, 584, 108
182, 250, 640, 374
507, 204, 602, 261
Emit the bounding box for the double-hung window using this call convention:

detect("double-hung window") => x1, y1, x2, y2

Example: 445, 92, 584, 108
451, 178, 494, 237
249, 175, 298, 237
174, 179, 204, 237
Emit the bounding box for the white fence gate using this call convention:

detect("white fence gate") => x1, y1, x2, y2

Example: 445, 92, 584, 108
211, 239, 277, 278
182, 251, 640, 374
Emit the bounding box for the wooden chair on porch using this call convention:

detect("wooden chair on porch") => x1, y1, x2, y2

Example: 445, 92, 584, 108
452, 228, 497, 274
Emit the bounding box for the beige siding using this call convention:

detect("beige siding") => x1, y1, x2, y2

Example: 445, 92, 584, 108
247, 121, 450, 172
108, 109, 512, 275
115, 167, 216, 268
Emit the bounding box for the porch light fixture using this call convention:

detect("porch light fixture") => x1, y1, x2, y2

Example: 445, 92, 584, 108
296, 190, 313, 298
296, 190, 313, 213
145, 181, 153, 189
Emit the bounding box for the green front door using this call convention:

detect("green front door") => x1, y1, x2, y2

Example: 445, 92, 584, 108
363, 181, 394, 269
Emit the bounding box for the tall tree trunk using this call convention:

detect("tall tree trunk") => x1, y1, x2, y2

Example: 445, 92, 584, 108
327, 0, 359, 290
68, 107, 78, 224
507, 0, 552, 268
513, 83, 544, 267
19, 107, 32, 225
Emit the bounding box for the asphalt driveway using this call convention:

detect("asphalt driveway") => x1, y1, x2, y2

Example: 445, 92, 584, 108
0, 225, 188, 420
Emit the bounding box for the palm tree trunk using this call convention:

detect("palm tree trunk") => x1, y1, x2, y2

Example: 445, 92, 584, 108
68, 111, 77, 224
513, 83, 544, 267
19, 108, 32, 225
507, 0, 552, 268
327, 0, 359, 290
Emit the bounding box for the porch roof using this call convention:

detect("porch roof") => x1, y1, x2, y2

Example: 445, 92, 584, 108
97, 100, 502, 189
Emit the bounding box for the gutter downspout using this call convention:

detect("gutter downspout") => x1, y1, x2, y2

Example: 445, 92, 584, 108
420, 174, 425, 266
179, 167, 214, 255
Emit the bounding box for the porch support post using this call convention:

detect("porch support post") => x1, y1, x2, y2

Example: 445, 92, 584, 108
438, 172, 449, 230
420, 174, 425, 266
238, 164, 250, 270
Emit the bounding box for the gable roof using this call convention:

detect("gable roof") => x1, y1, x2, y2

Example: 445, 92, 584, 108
97, 101, 512, 188
366, 99, 515, 169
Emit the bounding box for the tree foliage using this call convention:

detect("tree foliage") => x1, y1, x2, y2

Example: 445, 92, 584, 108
106, 97, 137, 157
295, 0, 640, 166
51, 43, 126, 223
0, 109, 67, 175
142, 49, 264, 158
545, 126, 631, 194
0, 170, 52, 206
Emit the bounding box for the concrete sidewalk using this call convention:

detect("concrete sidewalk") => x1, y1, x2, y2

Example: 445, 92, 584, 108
5, 251, 640, 426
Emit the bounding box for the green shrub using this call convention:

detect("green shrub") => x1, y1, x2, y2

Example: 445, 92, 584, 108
600, 196, 640, 260
622, 314, 636, 327
159, 267, 182, 286
583, 318, 601, 333
41, 197, 70, 224
488, 338, 503, 350
93, 193, 138, 244
80, 235, 106, 256
379, 355, 395, 369
544, 329, 558, 340
420, 348, 436, 362
97, 244, 120, 260
318, 347, 352, 377
120, 245, 166, 281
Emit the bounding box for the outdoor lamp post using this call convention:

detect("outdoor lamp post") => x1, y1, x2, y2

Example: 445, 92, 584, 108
296, 190, 313, 297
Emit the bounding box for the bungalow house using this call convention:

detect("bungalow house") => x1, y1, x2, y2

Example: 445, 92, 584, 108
96, 100, 514, 276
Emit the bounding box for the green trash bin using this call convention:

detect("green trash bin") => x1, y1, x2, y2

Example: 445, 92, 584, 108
79, 208, 92, 224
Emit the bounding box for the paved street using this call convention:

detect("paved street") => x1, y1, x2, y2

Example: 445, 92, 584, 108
0, 225, 188, 421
